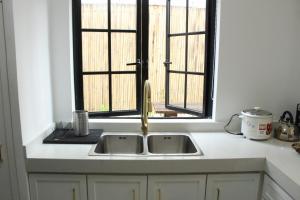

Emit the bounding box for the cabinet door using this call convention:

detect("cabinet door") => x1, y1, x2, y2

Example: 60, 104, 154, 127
206, 173, 260, 200
88, 175, 147, 200
148, 175, 206, 200
0, 2, 13, 200
261, 175, 293, 200
29, 174, 87, 200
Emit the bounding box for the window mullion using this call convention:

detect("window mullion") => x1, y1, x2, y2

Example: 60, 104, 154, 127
140, 0, 149, 115
169, 31, 206, 37
165, 0, 171, 107
184, 0, 189, 109
107, 0, 112, 112
81, 29, 136, 33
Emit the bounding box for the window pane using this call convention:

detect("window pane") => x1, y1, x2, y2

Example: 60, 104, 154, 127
82, 32, 108, 72
83, 75, 109, 112
169, 73, 185, 107
81, 0, 108, 29
170, 0, 186, 34
111, 0, 136, 30
111, 33, 136, 71
188, 0, 206, 32
112, 74, 136, 111
170, 36, 185, 71
186, 75, 204, 111
188, 34, 205, 73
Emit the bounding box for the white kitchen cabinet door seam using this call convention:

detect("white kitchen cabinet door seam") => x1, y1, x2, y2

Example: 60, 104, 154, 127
206, 173, 261, 200
87, 175, 147, 200
29, 174, 88, 200
148, 175, 207, 200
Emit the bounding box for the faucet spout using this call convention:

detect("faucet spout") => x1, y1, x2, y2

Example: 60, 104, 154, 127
141, 80, 152, 135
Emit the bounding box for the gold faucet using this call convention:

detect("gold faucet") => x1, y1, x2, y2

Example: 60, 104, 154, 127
141, 80, 152, 135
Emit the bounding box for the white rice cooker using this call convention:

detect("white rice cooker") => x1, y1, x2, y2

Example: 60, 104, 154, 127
240, 107, 273, 140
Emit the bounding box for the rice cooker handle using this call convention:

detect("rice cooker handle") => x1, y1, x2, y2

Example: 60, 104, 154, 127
280, 111, 294, 124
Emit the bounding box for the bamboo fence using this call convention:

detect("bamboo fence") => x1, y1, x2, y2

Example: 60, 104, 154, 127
81, 3, 206, 113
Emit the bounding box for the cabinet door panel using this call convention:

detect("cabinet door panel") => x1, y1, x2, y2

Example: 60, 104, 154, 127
148, 175, 206, 200
261, 175, 293, 200
0, 3, 13, 199
29, 174, 87, 200
88, 175, 147, 200
206, 173, 260, 200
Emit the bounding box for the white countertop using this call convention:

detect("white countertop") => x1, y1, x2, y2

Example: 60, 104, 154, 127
25, 132, 300, 199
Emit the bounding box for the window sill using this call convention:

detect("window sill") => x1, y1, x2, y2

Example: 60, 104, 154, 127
88, 118, 225, 132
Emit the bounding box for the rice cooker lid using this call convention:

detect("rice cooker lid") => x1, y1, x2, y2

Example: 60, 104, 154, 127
242, 107, 272, 118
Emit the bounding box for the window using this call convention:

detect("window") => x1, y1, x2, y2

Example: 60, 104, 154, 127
73, 0, 216, 118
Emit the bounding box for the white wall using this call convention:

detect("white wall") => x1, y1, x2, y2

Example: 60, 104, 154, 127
49, 0, 300, 125
214, 0, 300, 121
48, 0, 74, 123
13, 0, 54, 144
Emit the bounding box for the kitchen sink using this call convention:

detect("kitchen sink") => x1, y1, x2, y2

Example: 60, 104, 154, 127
89, 133, 202, 156
147, 133, 202, 155
89, 133, 144, 155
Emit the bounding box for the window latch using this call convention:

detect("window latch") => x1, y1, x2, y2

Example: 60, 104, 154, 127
126, 59, 142, 66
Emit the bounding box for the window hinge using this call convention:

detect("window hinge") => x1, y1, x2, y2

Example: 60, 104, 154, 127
163, 61, 172, 66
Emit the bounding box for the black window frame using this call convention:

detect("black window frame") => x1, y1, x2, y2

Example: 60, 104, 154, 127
165, 0, 216, 118
73, 0, 216, 119
73, 0, 143, 117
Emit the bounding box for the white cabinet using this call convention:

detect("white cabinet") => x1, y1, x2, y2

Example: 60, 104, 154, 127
87, 175, 147, 200
29, 173, 262, 200
261, 175, 293, 200
29, 174, 87, 200
206, 173, 261, 200
148, 175, 206, 200
0, 2, 13, 200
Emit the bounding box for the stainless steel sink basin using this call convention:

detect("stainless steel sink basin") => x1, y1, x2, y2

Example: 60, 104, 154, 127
89, 132, 202, 156
89, 133, 144, 155
147, 133, 202, 155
